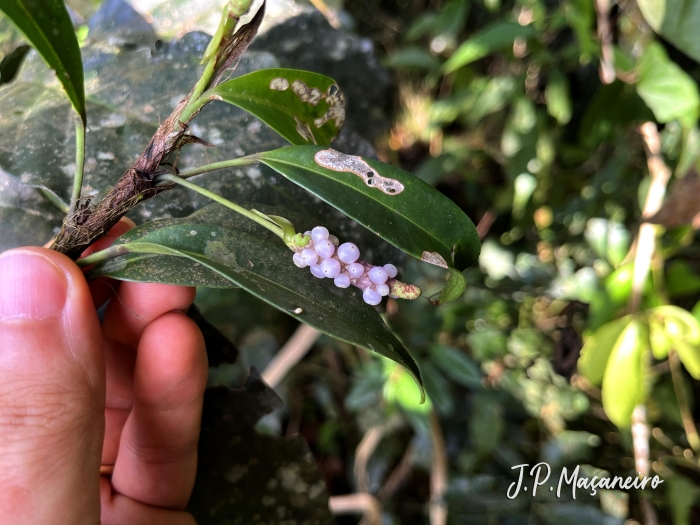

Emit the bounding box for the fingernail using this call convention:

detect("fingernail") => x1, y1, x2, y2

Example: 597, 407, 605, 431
0, 251, 68, 320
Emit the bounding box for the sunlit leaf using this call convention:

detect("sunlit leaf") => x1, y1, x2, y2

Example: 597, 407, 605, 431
601, 320, 648, 428
257, 146, 480, 271
85, 204, 424, 399
638, 0, 700, 63
0, 0, 85, 120
545, 70, 572, 125
636, 42, 700, 128
206, 67, 345, 147
443, 21, 536, 73
651, 305, 700, 378
578, 317, 630, 386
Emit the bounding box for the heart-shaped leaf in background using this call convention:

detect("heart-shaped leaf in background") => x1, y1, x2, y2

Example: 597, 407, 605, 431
257, 145, 481, 271
0, 0, 85, 121
85, 203, 424, 400
206, 68, 345, 146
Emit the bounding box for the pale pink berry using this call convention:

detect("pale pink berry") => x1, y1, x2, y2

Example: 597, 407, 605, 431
311, 226, 329, 242
368, 266, 388, 284
363, 288, 381, 305
337, 242, 360, 264
383, 264, 398, 278
321, 258, 341, 278
334, 273, 351, 288
347, 263, 364, 278
293, 252, 307, 268
328, 234, 339, 246
376, 283, 390, 296
300, 248, 319, 266
314, 240, 335, 258
310, 264, 325, 278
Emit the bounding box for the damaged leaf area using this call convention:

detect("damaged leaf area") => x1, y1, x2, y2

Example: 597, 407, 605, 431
314, 148, 404, 195
258, 145, 481, 271
205, 68, 345, 146
86, 203, 423, 395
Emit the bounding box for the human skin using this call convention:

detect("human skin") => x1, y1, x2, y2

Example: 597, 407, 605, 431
0, 219, 207, 524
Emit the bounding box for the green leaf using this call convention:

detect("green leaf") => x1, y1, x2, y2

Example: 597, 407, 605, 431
601, 320, 648, 428
257, 146, 480, 271
649, 316, 670, 360
385, 47, 441, 71
430, 344, 482, 388
638, 0, 700, 64
578, 317, 630, 386
439, 268, 467, 304
0, 0, 85, 121
443, 21, 536, 74
636, 42, 700, 128
545, 70, 572, 125
86, 204, 424, 399
651, 305, 700, 378
205, 68, 344, 146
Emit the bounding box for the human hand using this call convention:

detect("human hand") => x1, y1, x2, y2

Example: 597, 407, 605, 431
0, 220, 207, 524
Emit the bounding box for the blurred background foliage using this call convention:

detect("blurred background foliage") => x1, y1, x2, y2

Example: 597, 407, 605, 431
5, 0, 700, 523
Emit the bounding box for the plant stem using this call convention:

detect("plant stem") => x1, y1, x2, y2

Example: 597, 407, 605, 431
176, 156, 259, 179
179, 59, 219, 123
70, 115, 86, 211
669, 350, 700, 455
155, 173, 283, 238
38, 188, 69, 214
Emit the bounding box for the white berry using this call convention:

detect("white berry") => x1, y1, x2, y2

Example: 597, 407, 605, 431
321, 258, 341, 278
368, 266, 388, 284
300, 248, 319, 266
311, 226, 329, 242
363, 288, 382, 305
310, 264, 325, 279
314, 239, 335, 258
334, 273, 350, 288
383, 264, 398, 278
328, 234, 339, 246
293, 252, 307, 268
376, 283, 390, 296
337, 243, 360, 264
346, 263, 364, 278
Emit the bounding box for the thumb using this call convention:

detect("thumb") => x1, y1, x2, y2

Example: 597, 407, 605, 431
0, 247, 105, 525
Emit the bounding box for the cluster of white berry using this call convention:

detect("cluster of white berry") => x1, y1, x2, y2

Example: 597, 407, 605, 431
292, 226, 399, 305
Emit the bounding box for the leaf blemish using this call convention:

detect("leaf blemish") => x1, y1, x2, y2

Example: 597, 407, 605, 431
294, 116, 316, 144
269, 78, 289, 91
288, 80, 346, 130
421, 251, 448, 268
314, 149, 405, 195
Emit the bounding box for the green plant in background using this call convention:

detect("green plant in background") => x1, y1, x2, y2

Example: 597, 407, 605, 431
340, 0, 700, 521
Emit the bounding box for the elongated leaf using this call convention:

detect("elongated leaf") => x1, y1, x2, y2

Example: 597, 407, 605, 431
206, 68, 344, 146
86, 204, 423, 399
601, 320, 648, 428
636, 42, 700, 128
439, 268, 467, 304
0, 0, 85, 120
257, 146, 480, 270
578, 317, 629, 386
443, 21, 536, 74
651, 305, 700, 378
638, 0, 700, 63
